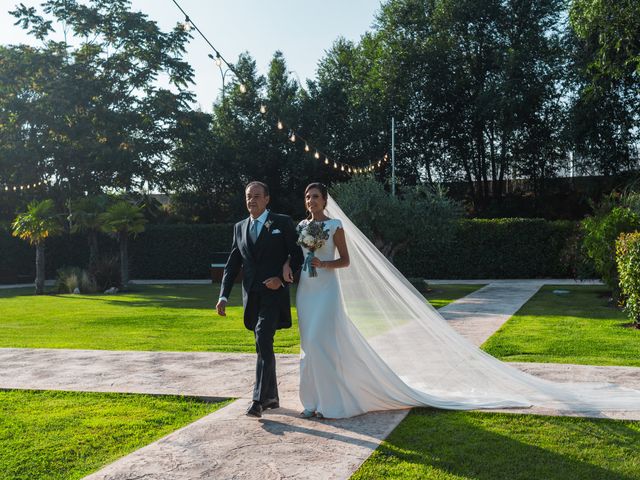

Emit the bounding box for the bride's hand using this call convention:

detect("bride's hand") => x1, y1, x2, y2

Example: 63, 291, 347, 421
311, 257, 324, 268
283, 263, 294, 283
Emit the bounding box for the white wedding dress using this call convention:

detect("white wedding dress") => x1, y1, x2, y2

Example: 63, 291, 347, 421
295, 196, 640, 419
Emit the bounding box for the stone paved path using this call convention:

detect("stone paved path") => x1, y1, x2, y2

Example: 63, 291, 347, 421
1, 279, 639, 479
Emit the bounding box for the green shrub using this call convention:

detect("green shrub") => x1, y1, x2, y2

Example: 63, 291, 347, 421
616, 232, 640, 327
581, 206, 640, 295
56, 266, 97, 294
90, 254, 121, 290
1, 220, 577, 281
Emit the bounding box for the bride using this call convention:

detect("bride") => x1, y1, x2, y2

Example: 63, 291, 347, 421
286, 182, 640, 419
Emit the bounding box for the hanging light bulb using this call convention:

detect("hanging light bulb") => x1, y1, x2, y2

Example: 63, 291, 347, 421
26, 184, 30, 189
324, 158, 329, 165
239, 83, 247, 93
341, 165, 345, 171
378, 161, 382, 166
290, 132, 296, 142
314, 151, 320, 159
13, 186, 16, 191
260, 104, 267, 114
333, 162, 338, 169
348, 167, 352, 173
304, 143, 309, 152
4, 186, 8, 191
277, 120, 284, 130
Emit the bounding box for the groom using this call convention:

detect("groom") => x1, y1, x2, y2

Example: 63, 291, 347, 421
216, 181, 303, 417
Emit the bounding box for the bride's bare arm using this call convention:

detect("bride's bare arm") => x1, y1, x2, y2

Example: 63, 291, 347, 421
313, 227, 350, 269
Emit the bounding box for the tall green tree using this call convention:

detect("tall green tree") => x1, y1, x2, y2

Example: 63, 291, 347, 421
569, 0, 640, 80
11, 199, 62, 294
1, 0, 194, 199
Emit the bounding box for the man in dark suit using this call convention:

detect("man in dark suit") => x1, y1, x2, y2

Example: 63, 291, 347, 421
216, 181, 303, 417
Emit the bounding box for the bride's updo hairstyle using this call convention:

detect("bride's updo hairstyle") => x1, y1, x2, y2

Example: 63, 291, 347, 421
304, 182, 328, 217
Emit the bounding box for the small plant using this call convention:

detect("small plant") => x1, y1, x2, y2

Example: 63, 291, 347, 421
56, 267, 97, 294
90, 254, 121, 291
616, 232, 640, 328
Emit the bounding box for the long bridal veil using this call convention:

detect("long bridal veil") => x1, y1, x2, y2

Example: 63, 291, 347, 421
324, 194, 640, 414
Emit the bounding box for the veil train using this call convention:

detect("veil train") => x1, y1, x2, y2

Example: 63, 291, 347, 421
324, 194, 640, 414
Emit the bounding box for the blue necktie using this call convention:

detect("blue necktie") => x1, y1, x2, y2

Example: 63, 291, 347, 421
250, 220, 258, 243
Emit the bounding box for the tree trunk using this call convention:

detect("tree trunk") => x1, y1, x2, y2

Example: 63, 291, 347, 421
35, 243, 45, 295
120, 232, 129, 288
88, 231, 99, 270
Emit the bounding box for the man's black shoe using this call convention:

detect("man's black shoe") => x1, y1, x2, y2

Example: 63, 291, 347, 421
262, 399, 280, 410
246, 401, 263, 418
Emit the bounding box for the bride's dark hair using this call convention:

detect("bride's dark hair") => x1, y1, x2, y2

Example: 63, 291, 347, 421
304, 182, 328, 218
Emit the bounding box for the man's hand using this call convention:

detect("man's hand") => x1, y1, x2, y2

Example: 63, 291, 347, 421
283, 263, 294, 283
216, 299, 227, 316
263, 277, 284, 290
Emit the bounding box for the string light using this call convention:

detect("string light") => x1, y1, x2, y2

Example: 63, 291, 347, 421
181, 16, 192, 31
170, 0, 388, 177
2, 180, 47, 193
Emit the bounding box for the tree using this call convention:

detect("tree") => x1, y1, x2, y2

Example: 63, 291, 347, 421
11, 199, 62, 294
2, 0, 195, 199
569, 0, 640, 80
100, 201, 147, 287
68, 195, 109, 269
565, 9, 639, 177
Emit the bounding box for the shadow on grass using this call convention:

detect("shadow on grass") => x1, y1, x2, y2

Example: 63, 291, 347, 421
361, 408, 639, 480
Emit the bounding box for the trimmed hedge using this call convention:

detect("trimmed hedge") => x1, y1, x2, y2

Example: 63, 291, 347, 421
1, 219, 576, 282
0, 224, 233, 283
394, 218, 578, 278
616, 232, 640, 326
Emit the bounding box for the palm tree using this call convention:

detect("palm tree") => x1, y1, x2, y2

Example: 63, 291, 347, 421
100, 201, 147, 288
12, 199, 63, 294
68, 196, 108, 270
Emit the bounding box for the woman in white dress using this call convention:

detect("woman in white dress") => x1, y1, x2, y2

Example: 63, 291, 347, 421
286, 183, 640, 420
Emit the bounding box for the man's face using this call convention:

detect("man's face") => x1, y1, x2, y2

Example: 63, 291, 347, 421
246, 184, 269, 218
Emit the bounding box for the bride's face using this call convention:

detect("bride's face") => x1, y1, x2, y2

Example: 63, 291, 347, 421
305, 188, 326, 214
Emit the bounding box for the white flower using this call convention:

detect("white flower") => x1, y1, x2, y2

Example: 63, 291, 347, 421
303, 234, 314, 245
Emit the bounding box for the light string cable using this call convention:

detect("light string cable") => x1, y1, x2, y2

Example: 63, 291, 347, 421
2, 181, 46, 193
170, 0, 389, 175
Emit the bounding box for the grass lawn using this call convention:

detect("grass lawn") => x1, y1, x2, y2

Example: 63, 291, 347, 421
0, 389, 228, 480
424, 283, 484, 309
0, 284, 299, 353
354, 409, 640, 480
482, 285, 640, 367
0, 283, 474, 353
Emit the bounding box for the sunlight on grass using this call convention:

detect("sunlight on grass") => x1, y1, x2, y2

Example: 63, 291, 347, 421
353, 409, 640, 480
482, 285, 640, 367
0, 389, 229, 480
0, 283, 470, 353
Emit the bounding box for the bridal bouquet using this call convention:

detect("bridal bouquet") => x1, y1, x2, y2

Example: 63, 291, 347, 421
296, 221, 330, 278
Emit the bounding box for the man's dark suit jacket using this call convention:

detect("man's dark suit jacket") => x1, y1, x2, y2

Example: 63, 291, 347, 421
220, 211, 303, 330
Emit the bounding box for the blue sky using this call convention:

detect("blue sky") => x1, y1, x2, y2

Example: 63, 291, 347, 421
0, 0, 383, 111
